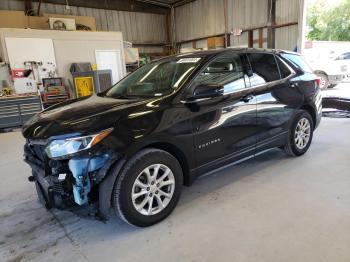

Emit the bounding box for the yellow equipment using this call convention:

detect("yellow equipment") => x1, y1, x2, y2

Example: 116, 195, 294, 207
74, 76, 94, 98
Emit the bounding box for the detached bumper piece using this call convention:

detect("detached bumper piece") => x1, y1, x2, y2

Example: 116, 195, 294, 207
68, 154, 109, 205
24, 142, 119, 217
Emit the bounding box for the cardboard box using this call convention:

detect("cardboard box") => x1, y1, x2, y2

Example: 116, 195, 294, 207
0, 11, 96, 31
27, 16, 49, 29
207, 37, 225, 49
0, 11, 27, 28
44, 13, 96, 31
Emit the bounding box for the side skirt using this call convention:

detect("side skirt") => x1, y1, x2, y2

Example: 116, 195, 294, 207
188, 131, 288, 185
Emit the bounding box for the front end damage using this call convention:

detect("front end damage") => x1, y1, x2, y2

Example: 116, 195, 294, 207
24, 140, 121, 220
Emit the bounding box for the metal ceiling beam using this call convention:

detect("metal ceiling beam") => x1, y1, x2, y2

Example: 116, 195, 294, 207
173, 0, 197, 7
18, 0, 170, 14
135, 0, 171, 8
136, 0, 197, 8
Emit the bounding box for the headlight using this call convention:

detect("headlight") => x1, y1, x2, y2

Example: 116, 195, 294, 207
45, 128, 113, 159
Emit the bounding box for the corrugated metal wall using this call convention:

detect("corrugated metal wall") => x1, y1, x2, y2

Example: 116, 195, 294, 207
228, 0, 268, 47
275, 24, 298, 50
275, 0, 299, 50
0, 0, 168, 45
175, 0, 268, 43
1, 0, 302, 51
227, 0, 268, 30
175, 0, 225, 42
276, 0, 298, 24
175, 0, 300, 51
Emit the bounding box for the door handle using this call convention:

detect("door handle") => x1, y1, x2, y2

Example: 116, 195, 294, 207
240, 95, 254, 103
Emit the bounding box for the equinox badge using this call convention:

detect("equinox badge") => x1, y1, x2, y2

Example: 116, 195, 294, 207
198, 138, 221, 149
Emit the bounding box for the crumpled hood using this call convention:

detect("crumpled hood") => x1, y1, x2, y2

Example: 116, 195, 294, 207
22, 95, 142, 139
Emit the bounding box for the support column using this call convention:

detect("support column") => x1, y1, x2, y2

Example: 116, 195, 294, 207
298, 0, 307, 54
267, 0, 276, 49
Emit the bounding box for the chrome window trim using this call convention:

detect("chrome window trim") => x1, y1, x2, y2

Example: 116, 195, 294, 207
180, 72, 296, 104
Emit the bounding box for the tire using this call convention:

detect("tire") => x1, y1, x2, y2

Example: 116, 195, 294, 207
284, 110, 314, 157
317, 73, 329, 89
328, 84, 336, 89
112, 148, 183, 227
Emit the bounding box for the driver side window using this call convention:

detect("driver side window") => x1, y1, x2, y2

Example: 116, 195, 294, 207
192, 53, 246, 94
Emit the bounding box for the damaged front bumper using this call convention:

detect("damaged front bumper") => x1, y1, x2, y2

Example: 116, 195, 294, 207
24, 140, 120, 219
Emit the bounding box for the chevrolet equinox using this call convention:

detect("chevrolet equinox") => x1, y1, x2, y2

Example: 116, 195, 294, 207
23, 49, 322, 227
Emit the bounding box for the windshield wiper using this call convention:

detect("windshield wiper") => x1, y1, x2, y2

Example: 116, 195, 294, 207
111, 94, 138, 99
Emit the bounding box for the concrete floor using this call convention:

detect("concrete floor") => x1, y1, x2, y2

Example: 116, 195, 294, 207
1, 89, 350, 262
323, 82, 350, 99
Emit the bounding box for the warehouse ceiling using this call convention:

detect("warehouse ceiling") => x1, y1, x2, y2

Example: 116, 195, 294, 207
23, 0, 196, 14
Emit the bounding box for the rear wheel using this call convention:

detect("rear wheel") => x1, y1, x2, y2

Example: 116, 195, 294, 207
284, 111, 314, 156
317, 73, 329, 89
112, 149, 183, 227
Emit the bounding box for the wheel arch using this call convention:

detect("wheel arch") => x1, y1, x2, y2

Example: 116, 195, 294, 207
300, 104, 316, 129
314, 70, 328, 77
98, 141, 194, 221
142, 142, 192, 186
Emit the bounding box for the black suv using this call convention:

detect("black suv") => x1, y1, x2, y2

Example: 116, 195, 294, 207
23, 48, 322, 227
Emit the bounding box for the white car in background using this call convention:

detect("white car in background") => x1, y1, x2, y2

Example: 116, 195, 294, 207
310, 52, 350, 89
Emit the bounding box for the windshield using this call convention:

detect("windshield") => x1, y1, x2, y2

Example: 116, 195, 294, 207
105, 57, 200, 98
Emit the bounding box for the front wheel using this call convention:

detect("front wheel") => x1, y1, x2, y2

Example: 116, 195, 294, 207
112, 149, 183, 227
284, 111, 314, 157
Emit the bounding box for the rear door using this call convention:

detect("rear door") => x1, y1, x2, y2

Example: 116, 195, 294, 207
246, 52, 301, 152
189, 51, 257, 173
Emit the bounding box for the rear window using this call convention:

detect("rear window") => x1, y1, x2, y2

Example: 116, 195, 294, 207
281, 53, 313, 73
247, 53, 280, 86
276, 57, 292, 78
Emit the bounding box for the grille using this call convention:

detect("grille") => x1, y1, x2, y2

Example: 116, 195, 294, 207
52, 181, 65, 194
25, 139, 50, 174
26, 139, 48, 162
31, 144, 46, 162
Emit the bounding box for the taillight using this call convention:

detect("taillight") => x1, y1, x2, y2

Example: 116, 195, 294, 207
315, 78, 321, 87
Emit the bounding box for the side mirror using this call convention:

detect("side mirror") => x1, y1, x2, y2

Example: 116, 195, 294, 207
191, 84, 224, 100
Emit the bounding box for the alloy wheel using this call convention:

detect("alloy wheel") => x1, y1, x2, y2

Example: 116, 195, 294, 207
131, 164, 175, 216
294, 117, 311, 150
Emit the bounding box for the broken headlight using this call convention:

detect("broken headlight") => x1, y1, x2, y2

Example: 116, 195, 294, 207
45, 128, 113, 159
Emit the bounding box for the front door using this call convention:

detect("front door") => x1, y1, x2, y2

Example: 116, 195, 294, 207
188, 52, 257, 173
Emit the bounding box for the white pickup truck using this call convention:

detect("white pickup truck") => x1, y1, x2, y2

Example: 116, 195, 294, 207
309, 52, 350, 89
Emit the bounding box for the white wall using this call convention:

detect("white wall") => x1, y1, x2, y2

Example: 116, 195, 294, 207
0, 29, 126, 88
